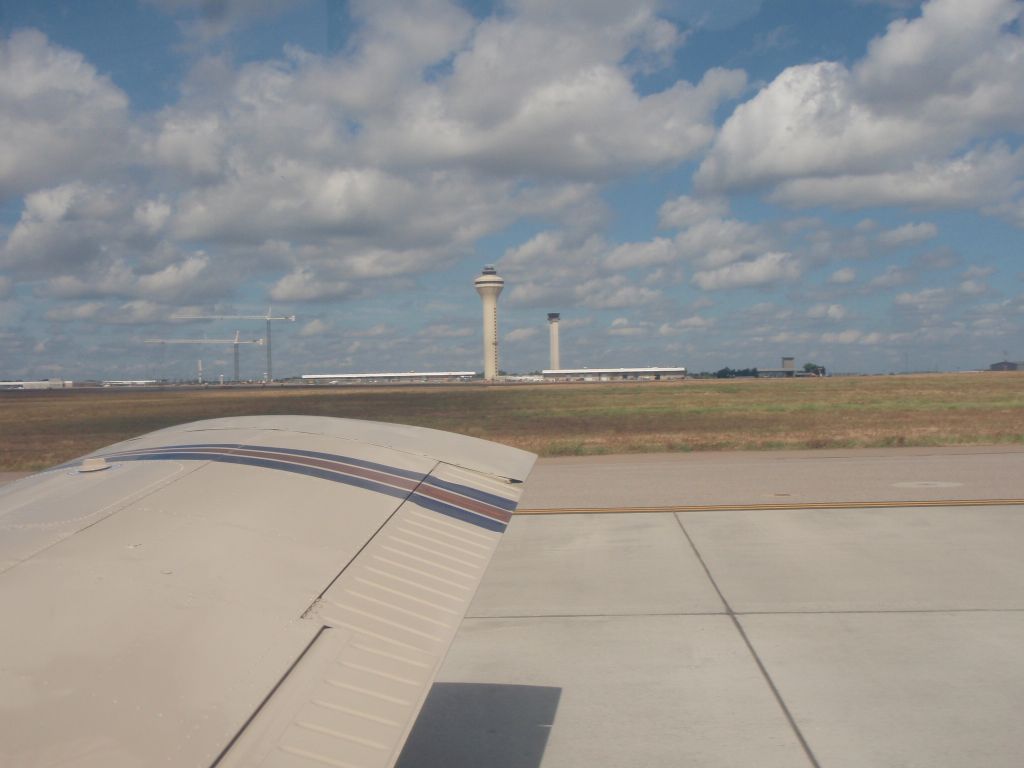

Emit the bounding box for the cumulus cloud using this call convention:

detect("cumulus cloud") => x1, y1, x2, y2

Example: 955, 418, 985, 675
501, 232, 664, 310
895, 287, 950, 310
44, 301, 106, 321
269, 270, 355, 302
696, 0, 1024, 216
768, 146, 1024, 210
691, 251, 800, 290
153, 1, 745, 252
505, 327, 538, 342
4, 3, 748, 324
658, 195, 730, 229
605, 238, 677, 269
421, 324, 474, 339
959, 279, 988, 296
298, 318, 330, 337
829, 267, 857, 284
821, 329, 886, 344
0, 31, 134, 202
807, 303, 848, 320
877, 222, 938, 246
607, 317, 651, 337
869, 265, 912, 289
658, 315, 714, 335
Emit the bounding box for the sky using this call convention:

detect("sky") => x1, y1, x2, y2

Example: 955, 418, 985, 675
0, 0, 1022, 380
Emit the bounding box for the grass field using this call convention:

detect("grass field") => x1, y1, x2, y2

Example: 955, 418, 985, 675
2, 373, 1023, 471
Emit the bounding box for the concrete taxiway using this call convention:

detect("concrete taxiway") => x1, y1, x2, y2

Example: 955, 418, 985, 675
399, 446, 1024, 768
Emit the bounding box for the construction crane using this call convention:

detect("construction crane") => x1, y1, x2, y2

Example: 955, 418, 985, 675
144, 332, 264, 382
171, 309, 296, 382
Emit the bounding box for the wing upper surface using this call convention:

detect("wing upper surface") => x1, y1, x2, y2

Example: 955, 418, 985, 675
0, 417, 534, 768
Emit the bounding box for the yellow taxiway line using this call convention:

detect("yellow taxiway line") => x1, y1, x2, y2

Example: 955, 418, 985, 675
517, 498, 1024, 515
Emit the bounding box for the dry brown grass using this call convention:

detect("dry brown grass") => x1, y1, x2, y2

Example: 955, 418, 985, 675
2, 373, 1023, 471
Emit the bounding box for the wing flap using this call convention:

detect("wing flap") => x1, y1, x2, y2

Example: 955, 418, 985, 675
217, 461, 521, 768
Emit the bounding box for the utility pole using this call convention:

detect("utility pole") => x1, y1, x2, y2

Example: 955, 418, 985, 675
171, 309, 295, 382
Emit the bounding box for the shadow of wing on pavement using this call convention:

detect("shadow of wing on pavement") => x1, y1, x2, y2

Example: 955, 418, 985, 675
397, 683, 561, 768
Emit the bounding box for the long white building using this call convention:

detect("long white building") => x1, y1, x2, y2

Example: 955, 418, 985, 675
302, 372, 476, 384
542, 367, 687, 381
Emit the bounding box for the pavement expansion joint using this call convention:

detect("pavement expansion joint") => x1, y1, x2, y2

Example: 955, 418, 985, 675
517, 497, 1024, 515
736, 607, 1024, 616
464, 611, 728, 620
674, 514, 823, 768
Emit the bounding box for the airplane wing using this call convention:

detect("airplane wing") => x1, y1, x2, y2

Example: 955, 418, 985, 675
0, 416, 536, 768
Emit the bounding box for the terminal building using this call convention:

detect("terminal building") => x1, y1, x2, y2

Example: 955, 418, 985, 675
302, 372, 476, 384
541, 367, 686, 382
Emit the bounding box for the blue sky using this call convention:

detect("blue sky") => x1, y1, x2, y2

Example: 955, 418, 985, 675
1, 0, 1022, 380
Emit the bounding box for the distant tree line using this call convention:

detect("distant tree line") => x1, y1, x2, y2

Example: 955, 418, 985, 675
714, 367, 759, 378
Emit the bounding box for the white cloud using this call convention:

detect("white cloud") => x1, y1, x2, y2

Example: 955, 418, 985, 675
44, 301, 106, 321
421, 324, 474, 339
770, 147, 1024, 210
151, 113, 225, 177
269, 270, 354, 302
822, 329, 867, 344
133, 199, 173, 234
821, 329, 889, 345
605, 238, 676, 269
959, 279, 988, 296
0, 31, 134, 202
136, 255, 210, 299
658, 195, 729, 229
0, 276, 10, 298
895, 287, 950, 310
580, 276, 661, 309
691, 251, 800, 290
829, 267, 857, 284
877, 222, 938, 246
696, 0, 1024, 215
505, 327, 538, 342
807, 303, 848, 320
674, 217, 771, 269
112, 300, 167, 324
869, 265, 912, 289
501, 231, 664, 310
608, 317, 651, 337
658, 315, 714, 335
299, 318, 330, 337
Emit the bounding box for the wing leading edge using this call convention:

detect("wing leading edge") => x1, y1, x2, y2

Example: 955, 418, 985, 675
0, 417, 535, 768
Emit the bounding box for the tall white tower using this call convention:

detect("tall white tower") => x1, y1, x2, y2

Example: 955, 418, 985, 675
474, 265, 504, 381
548, 312, 561, 370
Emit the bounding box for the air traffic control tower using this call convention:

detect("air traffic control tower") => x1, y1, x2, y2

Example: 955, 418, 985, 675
474, 265, 504, 381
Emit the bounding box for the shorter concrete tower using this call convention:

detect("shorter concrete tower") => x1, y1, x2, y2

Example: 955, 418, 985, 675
548, 312, 561, 370
474, 266, 504, 380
